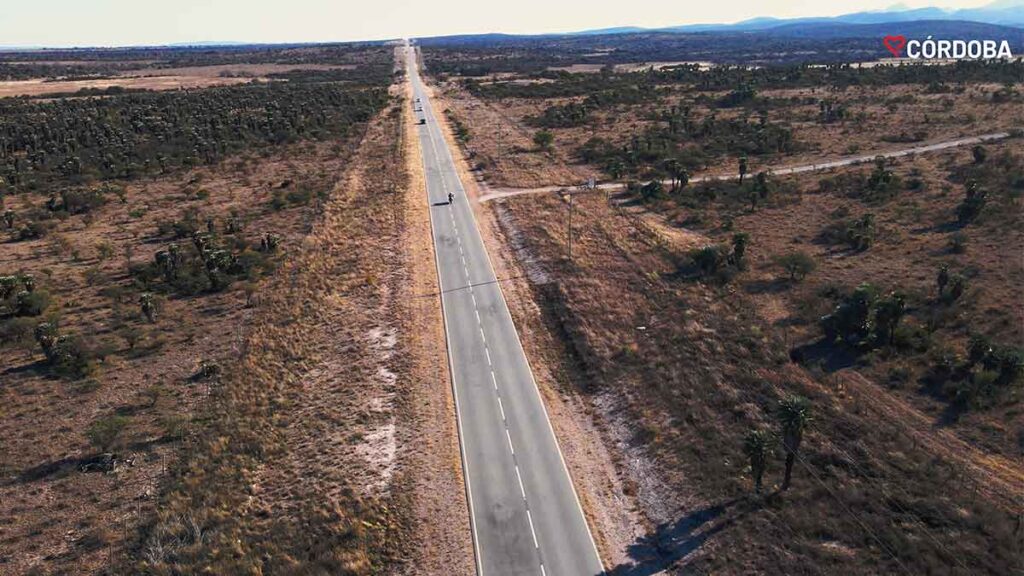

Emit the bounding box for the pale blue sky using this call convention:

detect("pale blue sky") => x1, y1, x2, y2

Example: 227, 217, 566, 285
0, 0, 995, 48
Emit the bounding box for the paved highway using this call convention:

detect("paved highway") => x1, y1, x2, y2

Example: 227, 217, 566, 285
406, 44, 605, 576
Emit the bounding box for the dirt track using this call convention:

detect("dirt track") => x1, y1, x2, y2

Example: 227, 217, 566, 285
478, 130, 1017, 202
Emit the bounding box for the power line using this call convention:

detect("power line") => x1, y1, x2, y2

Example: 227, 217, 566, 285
817, 434, 976, 573
793, 452, 917, 576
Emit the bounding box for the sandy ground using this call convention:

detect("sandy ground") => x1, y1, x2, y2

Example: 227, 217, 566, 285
0, 75, 260, 97
421, 62, 648, 568
0, 64, 356, 97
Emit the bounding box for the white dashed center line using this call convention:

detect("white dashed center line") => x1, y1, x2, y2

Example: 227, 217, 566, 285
423, 81, 548, 576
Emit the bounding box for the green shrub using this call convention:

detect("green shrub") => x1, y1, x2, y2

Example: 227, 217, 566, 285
0, 316, 37, 345
86, 415, 129, 452
15, 289, 50, 316
947, 232, 968, 254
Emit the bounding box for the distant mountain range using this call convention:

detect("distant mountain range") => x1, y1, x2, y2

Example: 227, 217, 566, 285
571, 1, 1024, 35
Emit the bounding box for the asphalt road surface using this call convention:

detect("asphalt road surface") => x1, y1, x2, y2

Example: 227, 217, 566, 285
478, 130, 1014, 202
406, 44, 605, 576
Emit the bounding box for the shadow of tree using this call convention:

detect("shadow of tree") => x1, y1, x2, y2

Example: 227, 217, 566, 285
789, 337, 859, 373
604, 499, 742, 575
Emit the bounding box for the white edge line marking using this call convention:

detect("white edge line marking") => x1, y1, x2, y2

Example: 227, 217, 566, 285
419, 51, 606, 571
506, 428, 515, 455
408, 46, 485, 576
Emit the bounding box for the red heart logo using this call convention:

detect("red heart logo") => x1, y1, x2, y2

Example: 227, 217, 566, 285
883, 35, 907, 57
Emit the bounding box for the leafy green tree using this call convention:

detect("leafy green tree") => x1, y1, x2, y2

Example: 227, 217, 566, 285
743, 429, 774, 494
608, 159, 625, 180
691, 245, 727, 276
731, 233, 750, 266
967, 334, 992, 368
957, 181, 987, 224
774, 251, 816, 281
821, 283, 877, 344
947, 274, 967, 302
846, 213, 876, 251
777, 395, 812, 491
639, 180, 665, 201
972, 145, 987, 165
873, 292, 906, 346
754, 171, 769, 199
677, 169, 689, 191
533, 130, 554, 151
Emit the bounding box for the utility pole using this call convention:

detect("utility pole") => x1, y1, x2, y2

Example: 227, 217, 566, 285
567, 191, 574, 261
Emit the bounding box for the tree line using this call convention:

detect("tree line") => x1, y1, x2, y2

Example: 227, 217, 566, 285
0, 81, 389, 192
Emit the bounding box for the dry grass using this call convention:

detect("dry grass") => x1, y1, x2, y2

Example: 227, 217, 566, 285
437, 78, 1024, 190
0, 142, 356, 574
118, 63, 355, 78
392, 62, 475, 574
131, 97, 411, 574
0, 76, 260, 97
0, 63, 357, 97
487, 167, 1021, 573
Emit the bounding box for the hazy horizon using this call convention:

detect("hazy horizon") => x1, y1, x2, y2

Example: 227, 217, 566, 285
0, 0, 1003, 49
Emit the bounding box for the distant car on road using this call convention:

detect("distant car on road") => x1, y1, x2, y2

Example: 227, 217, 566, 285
418, 118, 426, 125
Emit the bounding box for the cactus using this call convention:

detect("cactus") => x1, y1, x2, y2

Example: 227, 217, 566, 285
34, 322, 60, 360
192, 231, 212, 253
197, 360, 221, 380
948, 274, 967, 302
140, 293, 157, 323
936, 265, 949, 296
731, 233, 750, 266
260, 232, 280, 253
0, 275, 19, 300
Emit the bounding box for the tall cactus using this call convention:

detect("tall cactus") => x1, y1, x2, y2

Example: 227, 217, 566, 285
140, 293, 157, 323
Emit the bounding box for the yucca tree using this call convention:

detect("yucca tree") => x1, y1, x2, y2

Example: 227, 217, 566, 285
140, 293, 157, 323
739, 155, 749, 184
936, 265, 949, 296
743, 429, 774, 494
777, 395, 813, 491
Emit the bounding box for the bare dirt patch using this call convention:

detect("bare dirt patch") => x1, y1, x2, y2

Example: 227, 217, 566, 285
118, 63, 355, 78
0, 76, 259, 97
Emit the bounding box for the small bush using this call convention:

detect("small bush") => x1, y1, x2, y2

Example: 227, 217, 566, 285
0, 316, 37, 345
947, 232, 968, 254
15, 289, 50, 316
86, 415, 130, 452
